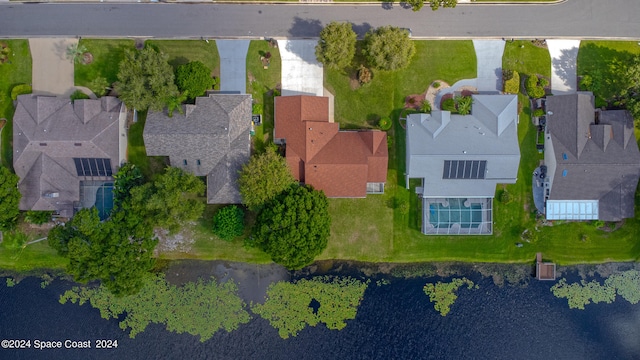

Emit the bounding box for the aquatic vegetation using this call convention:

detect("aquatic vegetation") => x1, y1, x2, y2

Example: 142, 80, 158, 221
551, 270, 640, 309
60, 274, 250, 341
423, 278, 476, 316
251, 276, 369, 339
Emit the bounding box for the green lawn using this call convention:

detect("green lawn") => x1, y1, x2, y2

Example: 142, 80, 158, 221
75, 39, 135, 94
0, 40, 31, 169
502, 40, 551, 78
326, 41, 476, 129
146, 39, 220, 81
0, 239, 66, 271
246, 40, 281, 151
127, 111, 168, 181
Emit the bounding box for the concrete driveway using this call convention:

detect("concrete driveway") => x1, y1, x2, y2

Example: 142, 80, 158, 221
29, 38, 77, 96
547, 40, 581, 95
216, 40, 250, 93
472, 40, 505, 92
277, 40, 323, 97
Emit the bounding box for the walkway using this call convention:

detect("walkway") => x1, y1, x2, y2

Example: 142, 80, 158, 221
29, 38, 77, 96
216, 40, 250, 94
472, 40, 506, 92
547, 39, 581, 95
277, 40, 323, 97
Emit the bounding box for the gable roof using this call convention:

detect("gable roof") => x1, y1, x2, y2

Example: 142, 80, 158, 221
275, 95, 388, 198
406, 94, 520, 198
545, 92, 640, 221
13, 95, 122, 217
144, 93, 251, 204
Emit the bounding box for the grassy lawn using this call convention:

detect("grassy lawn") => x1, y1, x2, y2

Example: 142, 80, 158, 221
0, 241, 66, 272
146, 40, 220, 81
0, 40, 31, 169
246, 40, 281, 151
75, 39, 135, 95
502, 40, 551, 78
326, 41, 476, 129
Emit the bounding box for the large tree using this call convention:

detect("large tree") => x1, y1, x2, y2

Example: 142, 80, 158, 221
115, 47, 179, 111
128, 167, 206, 234
48, 207, 157, 296
0, 166, 21, 231
362, 26, 415, 71
238, 146, 296, 211
251, 185, 331, 270
175, 61, 216, 100
315, 22, 357, 70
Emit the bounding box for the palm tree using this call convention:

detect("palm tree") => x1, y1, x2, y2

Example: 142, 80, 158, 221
167, 92, 189, 118
66, 43, 88, 64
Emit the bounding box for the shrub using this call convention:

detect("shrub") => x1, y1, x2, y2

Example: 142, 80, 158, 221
442, 98, 456, 112
420, 100, 431, 113
499, 189, 512, 204
10, 84, 32, 101
70, 90, 90, 102
502, 69, 514, 81
503, 70, 520, 94
358, 65, 372, 85
378, 117, 392, 131
539, 77, 549, 88
25, 210, 53, 225
212, 205, 245, 241
526, 74, 545, 99
456, 96, 472, 115
432, 81, 440, 88
407, 0, 424, 11
252, 103, 263, 115
89, 77, 110, 97
175, 61, 215, 100
533, 108, 545, 117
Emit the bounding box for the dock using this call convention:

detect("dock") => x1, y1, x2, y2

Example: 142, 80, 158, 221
536, 252, 556, 281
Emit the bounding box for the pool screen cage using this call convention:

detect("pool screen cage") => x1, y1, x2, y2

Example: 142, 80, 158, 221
422, 197, 493, 235
78, 181, 114, 220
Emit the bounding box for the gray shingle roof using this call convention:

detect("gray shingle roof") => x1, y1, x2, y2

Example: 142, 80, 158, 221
144, 93, 251, 204
406, 94, 521, 198
13, 95, 122, 217
545, 92, 640, 221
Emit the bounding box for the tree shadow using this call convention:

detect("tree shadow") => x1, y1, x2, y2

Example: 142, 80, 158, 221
168, 56, 189, 69
288, 17, 323, 38
351, 22, 373, 39
552, 47, 580, 92
381, 2, 394, 10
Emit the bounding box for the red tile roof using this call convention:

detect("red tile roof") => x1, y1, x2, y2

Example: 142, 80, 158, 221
275, 95, 388, 197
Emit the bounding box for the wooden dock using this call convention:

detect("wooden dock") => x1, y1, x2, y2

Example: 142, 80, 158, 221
536, 252, 556, 281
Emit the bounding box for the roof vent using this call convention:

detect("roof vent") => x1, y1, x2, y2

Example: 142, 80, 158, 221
74, 143, 82, 146
39, 143, 47, 146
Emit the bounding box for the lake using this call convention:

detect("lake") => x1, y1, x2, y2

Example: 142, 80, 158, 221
1, 261, 639, 360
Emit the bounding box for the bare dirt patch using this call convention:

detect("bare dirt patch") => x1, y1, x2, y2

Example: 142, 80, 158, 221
154, 224, 196, 256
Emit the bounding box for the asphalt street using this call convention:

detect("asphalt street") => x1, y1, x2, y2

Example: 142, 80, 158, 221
0, 1, 638, 39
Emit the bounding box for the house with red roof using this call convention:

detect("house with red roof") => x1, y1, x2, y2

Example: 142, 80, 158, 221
274, 95, 388, 198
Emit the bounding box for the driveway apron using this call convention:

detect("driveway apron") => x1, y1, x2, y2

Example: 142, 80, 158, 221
547, 39, 581, 95
216, 40, 250, 94
472, 40, 505, 92
29, 38, 77, 96
277, 40, 323, 97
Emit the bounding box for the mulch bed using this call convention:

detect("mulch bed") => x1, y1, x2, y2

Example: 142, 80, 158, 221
404, 93, 425, 110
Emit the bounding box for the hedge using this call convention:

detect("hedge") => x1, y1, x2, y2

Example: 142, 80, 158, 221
10, 84, 32, 101
503, 70, 520, 94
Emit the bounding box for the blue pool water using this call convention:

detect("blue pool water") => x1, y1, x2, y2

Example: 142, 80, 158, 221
430, 198, 483, 228
94, 182, 114, 220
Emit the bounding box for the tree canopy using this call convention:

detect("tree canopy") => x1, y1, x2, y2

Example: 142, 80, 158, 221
238, 146, 296, 211
48, 207, 157, 296
115, 47, 179, 111
362, 26, 415, 71
315, 22, 357, 70
251, 185, 331, 270
128, 167, 206, 234
0, 166, 21, 231
175, 61, 216, 100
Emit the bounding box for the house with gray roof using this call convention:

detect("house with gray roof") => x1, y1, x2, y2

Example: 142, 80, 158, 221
13, 95, 126, 219
540, 92, 640, 221
406, 94, 520, 235
143, 93, 251, 204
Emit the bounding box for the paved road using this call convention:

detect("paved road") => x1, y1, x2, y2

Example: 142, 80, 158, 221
0, 1, 639, 39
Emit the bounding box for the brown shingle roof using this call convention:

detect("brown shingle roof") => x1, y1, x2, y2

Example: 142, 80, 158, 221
275, 95, 388, 197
